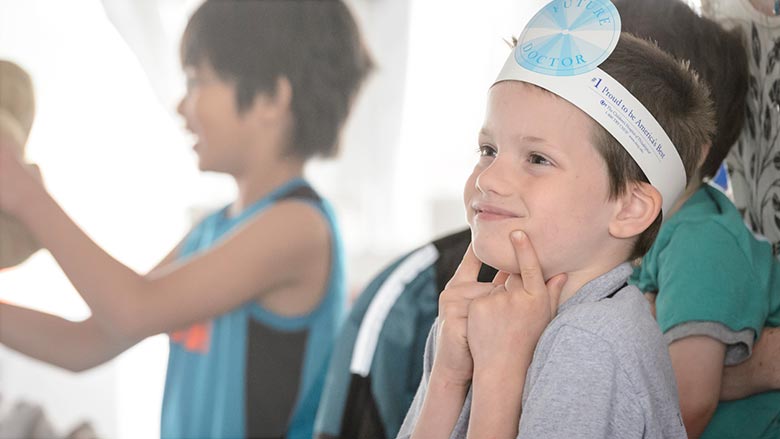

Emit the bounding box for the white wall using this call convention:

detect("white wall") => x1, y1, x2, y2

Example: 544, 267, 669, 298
0, 0, 188, 437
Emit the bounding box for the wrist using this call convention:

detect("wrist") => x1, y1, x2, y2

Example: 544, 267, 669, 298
468, 363, 526, 439
429, 364, 473, 392
15, 184, 52, 227
473, 361, 527, 387
473, 348, 533, 375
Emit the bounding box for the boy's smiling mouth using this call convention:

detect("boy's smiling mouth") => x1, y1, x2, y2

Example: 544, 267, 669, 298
472, 202, 519, 221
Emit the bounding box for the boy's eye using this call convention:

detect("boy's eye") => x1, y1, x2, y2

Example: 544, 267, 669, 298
528, 153, 552, 166
478, 145, 497, 157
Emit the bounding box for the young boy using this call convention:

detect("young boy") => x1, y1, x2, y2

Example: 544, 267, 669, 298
0, 1, 372, 438
622, 1, 780, 436
398, 2, 712, 437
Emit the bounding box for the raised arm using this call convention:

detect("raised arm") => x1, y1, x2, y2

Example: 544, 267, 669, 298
0, 307, 137, 372
0, 240, 183, 371
0, 143, 330, 343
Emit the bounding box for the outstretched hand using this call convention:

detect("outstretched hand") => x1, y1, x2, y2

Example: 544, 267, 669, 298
0, 134, 44, 218
467, 230, 568, 371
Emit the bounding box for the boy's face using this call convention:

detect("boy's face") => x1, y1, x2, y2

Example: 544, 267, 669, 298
464, 81, 617, 278
178, 62, 259, 173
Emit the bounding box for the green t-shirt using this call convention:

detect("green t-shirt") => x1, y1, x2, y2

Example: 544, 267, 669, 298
631, 184, 780, 439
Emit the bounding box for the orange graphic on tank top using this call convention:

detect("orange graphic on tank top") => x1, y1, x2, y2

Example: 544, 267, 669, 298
170, 321, 212, 353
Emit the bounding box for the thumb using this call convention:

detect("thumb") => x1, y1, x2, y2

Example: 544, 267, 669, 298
545, 273, 568, 317
28, 163, 43, 182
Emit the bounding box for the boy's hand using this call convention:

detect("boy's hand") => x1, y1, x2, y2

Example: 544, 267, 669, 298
467, 230, 567, 371
0, 136, 43, 218
432, 244, 497, 385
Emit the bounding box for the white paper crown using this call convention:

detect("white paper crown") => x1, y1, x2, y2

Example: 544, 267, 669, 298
495, 0, 686, 214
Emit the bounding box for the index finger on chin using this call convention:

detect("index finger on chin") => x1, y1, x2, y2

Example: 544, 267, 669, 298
447, 244, 483, 287
509, 230, 546, 295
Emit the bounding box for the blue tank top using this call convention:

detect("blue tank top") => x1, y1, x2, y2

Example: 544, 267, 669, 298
161, 178, 346, 439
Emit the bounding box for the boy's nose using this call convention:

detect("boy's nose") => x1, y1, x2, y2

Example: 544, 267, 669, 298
176, 97, 194, 132
475, 158, 513, 196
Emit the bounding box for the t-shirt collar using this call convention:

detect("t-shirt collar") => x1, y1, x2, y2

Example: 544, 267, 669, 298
557, 263, 633, 314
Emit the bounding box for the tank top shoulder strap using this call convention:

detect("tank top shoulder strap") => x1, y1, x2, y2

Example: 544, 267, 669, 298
277, 183, 321, 204
231, 177, 316, 224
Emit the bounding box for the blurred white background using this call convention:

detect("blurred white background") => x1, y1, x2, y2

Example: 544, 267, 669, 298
0, 0, 701, 437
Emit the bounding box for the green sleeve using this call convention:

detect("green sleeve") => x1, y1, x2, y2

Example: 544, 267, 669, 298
654, 221, 767, 338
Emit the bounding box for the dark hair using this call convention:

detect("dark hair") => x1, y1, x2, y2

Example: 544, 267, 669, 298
180, 0, 374, 159
615, 0, 748, 179
595, 33, 715, 259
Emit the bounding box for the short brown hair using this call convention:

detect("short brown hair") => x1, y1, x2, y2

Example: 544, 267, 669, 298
181, 0, 374, 160
616, 0, 748, 179
595, 33, 715, 259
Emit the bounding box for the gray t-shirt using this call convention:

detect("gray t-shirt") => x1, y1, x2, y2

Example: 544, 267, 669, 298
397, 263, 687, 439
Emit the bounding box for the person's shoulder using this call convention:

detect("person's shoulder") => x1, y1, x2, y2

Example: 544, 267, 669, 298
263, 200, 331, 242
552, 285, 662, 353
209, 196, 332, 272
346, 230, 460, 323
348, 246, 434, 318
672, 185, 746, 235
544, 287, 675, 392
352, 227, 474, 307
665, 188, 771, 272
657, 188, 748, 253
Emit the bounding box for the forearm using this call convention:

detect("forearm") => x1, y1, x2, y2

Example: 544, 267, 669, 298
468, 362, 526, 439
720, 327, 780, 400
411, 368, 470, 439
0, 303, 132, 371
19, 192, 148, 336
669, 336, 725, 438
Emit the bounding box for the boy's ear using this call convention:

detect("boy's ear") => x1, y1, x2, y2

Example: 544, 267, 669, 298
250, 76, 293, 121
609, 181, 662, 239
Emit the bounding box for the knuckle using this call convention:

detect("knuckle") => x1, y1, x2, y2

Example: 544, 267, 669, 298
468, 297, 488, 316
440, 286, 460, 302
520, 266, 537, 279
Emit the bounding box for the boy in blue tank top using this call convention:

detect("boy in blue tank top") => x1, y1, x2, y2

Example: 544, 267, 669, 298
0, 1, 373, 438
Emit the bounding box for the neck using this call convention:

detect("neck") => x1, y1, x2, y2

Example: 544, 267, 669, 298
556, 260, 626, 306
667, 180, 703, 219
230, 157, 305, 216
556, 181, 705, 305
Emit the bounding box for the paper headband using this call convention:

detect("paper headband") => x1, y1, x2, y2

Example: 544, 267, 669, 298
495, 0, 686, 214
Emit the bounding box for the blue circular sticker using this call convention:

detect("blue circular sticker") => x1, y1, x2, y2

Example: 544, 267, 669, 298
515, 0, 621, 76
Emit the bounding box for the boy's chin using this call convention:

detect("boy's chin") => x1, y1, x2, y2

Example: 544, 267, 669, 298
472, 240, 556, 280
471, 242, 521, 275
